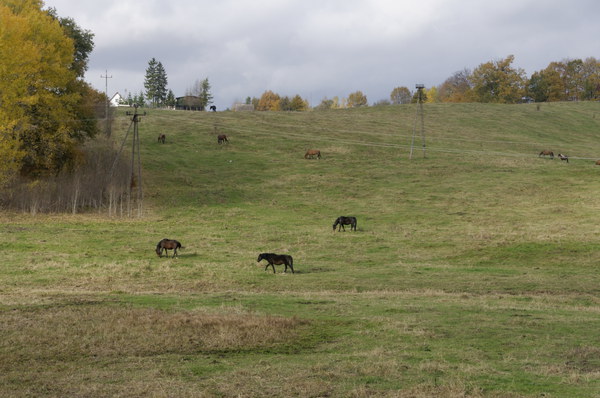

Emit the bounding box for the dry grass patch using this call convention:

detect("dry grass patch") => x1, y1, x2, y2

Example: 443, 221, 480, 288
0, 303, 307, 365
323, 145, 353, 155
1, 301, 311, 397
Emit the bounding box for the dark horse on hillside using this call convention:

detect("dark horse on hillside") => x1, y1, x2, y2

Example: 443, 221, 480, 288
333, 216, 357, 232
539, 150, 554, 159
157, 133, 166, 144
155, 238, 183, 258
257, 253, 294, 273
217, 134, 229, 144
558, 153, 569, 163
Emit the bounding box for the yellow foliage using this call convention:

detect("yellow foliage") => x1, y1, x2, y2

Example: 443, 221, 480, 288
257, 90, 281, 111
0, 0, 80, 181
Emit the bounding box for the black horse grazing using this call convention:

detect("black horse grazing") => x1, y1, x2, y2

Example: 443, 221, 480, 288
210, 105, 217, 112
158, 133, 166, 144
558, 153, 569, 163
155, 238, 182, 258
257, 253, 294, 273
539, 150, 554, 159
217, 134, 228, 144
333, 216, 357, 232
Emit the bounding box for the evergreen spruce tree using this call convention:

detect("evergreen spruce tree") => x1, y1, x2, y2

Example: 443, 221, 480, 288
144, 58, 158, 106
144, 58, 168, 107
155, 61, 168, 106
199, 78, 213, 110
166, 89, 176, 108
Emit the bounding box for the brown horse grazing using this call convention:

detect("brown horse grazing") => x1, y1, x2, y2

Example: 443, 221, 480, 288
304, 149, 321, 159
257, 253, 294, 273
158, 133, 166, 144
155, 238, 182, 258
596, 160, 600, 165
333, 216, 357, 231
539, 150, 554, 159
558, 153, 569, 163
217, 134, 228, 144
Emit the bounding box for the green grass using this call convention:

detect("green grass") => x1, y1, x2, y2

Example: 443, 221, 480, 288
1, 102, 600, 397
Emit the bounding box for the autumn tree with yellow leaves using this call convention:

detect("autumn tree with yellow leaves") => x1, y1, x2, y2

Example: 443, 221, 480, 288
256, 90, 281, 111
0, 0, 100, 184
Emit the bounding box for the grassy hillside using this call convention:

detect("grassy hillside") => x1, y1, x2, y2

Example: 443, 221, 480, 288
2, 102, 600, 397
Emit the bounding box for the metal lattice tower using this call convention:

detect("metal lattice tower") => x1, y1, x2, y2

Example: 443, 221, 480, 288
409, 84, 426, 159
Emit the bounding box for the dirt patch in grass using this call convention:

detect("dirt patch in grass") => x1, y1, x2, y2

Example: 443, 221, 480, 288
566, 346, 600, 373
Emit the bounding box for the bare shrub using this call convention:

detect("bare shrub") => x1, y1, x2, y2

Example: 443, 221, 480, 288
0, 137, 130, 215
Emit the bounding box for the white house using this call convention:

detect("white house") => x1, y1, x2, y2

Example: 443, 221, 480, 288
109, 92, 125, 107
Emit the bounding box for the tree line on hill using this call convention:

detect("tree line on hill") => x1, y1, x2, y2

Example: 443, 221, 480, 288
315, 55, 600, 109
433, 55, 600, 104
133, 52, 600, 112
232, 55, 600, 111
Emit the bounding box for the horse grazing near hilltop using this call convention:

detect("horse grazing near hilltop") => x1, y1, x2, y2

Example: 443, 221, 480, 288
333, 216, 357, 232
155, 238, 183, 258
304, 149, 321, 159
558, 153, 569, 163
257, 253, 294, 273
158, 133, 166, 144
217, 134, 228, 144
210, 105, 217, 112
539, 150, 554, 159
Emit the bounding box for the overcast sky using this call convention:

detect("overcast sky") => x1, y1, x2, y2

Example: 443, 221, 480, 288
44, 0, 600, 109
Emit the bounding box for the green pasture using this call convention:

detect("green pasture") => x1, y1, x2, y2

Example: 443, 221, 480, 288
1, 102, 600, 397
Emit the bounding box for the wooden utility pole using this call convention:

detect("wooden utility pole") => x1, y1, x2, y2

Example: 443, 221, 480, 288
125, 105, 146, 217
101, 69, 113, 137
409, 84, 426, 159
